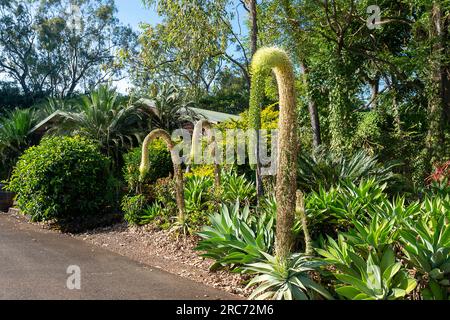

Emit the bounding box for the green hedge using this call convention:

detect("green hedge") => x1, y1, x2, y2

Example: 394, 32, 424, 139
7, 136, 112, 222
122, 139, 172, 192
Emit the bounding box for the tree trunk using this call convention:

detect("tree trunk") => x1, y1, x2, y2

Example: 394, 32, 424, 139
425, 2, 449, 168
247, 0, 258, 57
300, 62, 321, 148
369, 75, 380, 109
245, 0, 264, 199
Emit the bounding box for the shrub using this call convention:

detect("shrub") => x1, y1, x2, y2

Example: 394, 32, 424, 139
7, 136, 112, 223
121, 194, 147, 225
123, 139, 172, 192
302, 179, 388, 235
0, 108, 37, 180
319, 244, 416, 300
185, 165, 215, 179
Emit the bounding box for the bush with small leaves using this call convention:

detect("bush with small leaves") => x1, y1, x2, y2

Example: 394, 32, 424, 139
7, 136, 112, 223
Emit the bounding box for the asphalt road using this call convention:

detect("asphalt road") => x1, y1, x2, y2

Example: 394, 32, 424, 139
0, 214, 236, 300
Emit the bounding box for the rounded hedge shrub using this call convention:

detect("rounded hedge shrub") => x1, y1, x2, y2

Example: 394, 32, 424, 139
123, 139, 172, 191
7, 136, 112, 222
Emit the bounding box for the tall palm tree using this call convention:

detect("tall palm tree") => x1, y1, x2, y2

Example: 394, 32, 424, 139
59, 85, 151, 168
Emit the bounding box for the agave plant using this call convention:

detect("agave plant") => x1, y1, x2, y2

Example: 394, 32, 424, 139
303, 179, 388, 232
139, 202, 164, 226
196, 201, 274, 271
246, 252, 333, 300
334, 248, 416, 300
0, 108, 37, 179
318, 241, 416, 300
184, 175, 213, 213
399, 215, 450, 300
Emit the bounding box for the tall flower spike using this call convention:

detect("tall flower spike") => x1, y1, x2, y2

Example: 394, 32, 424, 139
139, 129, 186, 222
249, 47, 299, 259
188, 119, 221, 187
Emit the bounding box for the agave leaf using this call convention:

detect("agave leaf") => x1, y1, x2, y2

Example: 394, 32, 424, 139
335, 286, 360, 300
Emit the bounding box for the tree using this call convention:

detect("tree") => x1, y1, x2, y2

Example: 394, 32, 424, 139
130, 0, 252, 98
0, 0, 136, 99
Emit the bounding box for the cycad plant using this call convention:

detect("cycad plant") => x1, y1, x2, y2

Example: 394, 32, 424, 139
0, 108, 37, 180
139, 129, 186, 231
142, 84, 197, 131
297, 147, 399, 192
249, 47, 298, 260
59, 85, 149, 168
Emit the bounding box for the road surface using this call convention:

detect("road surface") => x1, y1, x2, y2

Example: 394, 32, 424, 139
0, 214, 236, 300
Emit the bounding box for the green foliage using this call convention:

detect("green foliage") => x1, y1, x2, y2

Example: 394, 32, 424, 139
0, 108, 37, 180
215, 104, 279, 131
59, 85, 150, 168
317, 232, 416, 300
220, 171, 257, 205
121, 194, 147, 226
352, 111, 385, 154
400, 215, 450, 300
196, 202, 275, 271
246, 253, 333, 300
297, 148, 399, 192
141, 83, 197, 131
140, 202, 164, 225
131, 0, 248, 97
123, 139, 172, 192
0, 0, 135, 98
184, 175, 214, 228
328, 246, 416, 300
184, 165, 215, 179
121, 194, 163, 226
6, 136, 112, 223
303, 179, 388, 233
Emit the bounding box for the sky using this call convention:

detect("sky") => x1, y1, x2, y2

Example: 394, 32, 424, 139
115, 0, 162, 30
114, 0, 162, 92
